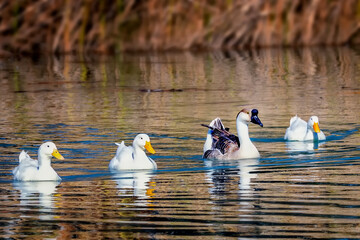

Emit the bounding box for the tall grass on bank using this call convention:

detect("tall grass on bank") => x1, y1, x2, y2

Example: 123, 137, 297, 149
0, 0, 359, 54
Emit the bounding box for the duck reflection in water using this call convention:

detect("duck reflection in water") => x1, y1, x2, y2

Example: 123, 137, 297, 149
285, 140, 326, 153
204, 158, 259, 195
13, 181, 60, 220
204, 158, 260, 235
111, 170, 156, 202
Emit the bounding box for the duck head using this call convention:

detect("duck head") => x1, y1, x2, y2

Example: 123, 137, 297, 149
38, 142, 64, 160
308, 116, 321, 133
133, 134, 156, 154
236, 108, 263, 127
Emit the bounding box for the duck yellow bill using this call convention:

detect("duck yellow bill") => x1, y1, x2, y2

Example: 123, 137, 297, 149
52, 149, 65, 160
313, 122, 321, 133
145, 141, 156, 154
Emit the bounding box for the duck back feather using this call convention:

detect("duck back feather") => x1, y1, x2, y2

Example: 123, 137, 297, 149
202, 118, 240, 159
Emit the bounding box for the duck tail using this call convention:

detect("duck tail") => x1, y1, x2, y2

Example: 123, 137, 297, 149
201, 117, 225, 131
115, 141, 125, 156
211, 118, 225, 130
18, 150, 29, 163
290, 115, 299, 125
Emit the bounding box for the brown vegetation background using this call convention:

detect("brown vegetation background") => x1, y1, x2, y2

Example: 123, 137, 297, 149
0, 0, 360, 55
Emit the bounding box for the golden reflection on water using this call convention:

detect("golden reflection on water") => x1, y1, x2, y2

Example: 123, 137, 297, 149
0, 48, 358, 134
0, 47, 359, 239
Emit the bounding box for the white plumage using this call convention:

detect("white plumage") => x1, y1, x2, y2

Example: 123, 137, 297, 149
284, 115, 326, 141
202, 108, 263, 160
109, 134, 157, 170
12, 142, 64, 181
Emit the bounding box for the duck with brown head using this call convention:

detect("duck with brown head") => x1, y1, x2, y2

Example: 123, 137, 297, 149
202, 108, 263, 160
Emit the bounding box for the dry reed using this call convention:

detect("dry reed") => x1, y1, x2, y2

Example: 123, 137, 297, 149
0, 0, 359, 55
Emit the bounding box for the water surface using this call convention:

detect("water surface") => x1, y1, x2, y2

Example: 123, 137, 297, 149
0, 47, 359, 239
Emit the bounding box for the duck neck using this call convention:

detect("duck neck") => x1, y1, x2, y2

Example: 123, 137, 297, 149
236, 120, 251, 145
306, 126, 318, 141
37, 151, 52, 169
312, 131, 319, 141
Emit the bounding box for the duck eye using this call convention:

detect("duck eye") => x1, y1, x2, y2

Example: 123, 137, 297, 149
47, 145, 49, 148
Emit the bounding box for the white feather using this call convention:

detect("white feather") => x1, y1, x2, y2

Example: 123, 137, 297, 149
109, 134, 157, 170
13, 142, 63, 181
284, 115, 326, 141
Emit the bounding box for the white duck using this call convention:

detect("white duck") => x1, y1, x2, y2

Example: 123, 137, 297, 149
202, 108, 263, 160
109, 134, 157, 170
13, 142, 64, 181
284, 115, 326, 141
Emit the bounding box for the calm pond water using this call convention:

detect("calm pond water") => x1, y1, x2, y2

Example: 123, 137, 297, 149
0, 47, 359, 239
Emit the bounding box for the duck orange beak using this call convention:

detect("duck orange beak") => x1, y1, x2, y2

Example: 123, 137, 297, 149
52, 149, 65, 160
313, 122, 321, 133
145, 141, 156, 154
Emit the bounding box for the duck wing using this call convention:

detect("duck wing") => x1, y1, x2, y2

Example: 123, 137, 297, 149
19, 150, 31, 163
16, 151, 38, 168
289, 116, 307, 131
211, 128, 240, 154
115, 141, 126, 157
109, 142, 134, 170
203, 148, 222, 159
284, 116, 308, 140
13, 151, 39, 180
201, 118, 240, 158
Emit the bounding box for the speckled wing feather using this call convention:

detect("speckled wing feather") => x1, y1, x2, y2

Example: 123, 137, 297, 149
210, 128, 240, 154
201, 119, 240, 158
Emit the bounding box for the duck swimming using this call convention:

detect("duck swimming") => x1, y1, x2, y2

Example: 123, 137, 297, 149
12, 142, 64, 181
284, 115, 326, 141
202, 108, 263, 160
109, 134, 157, 170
